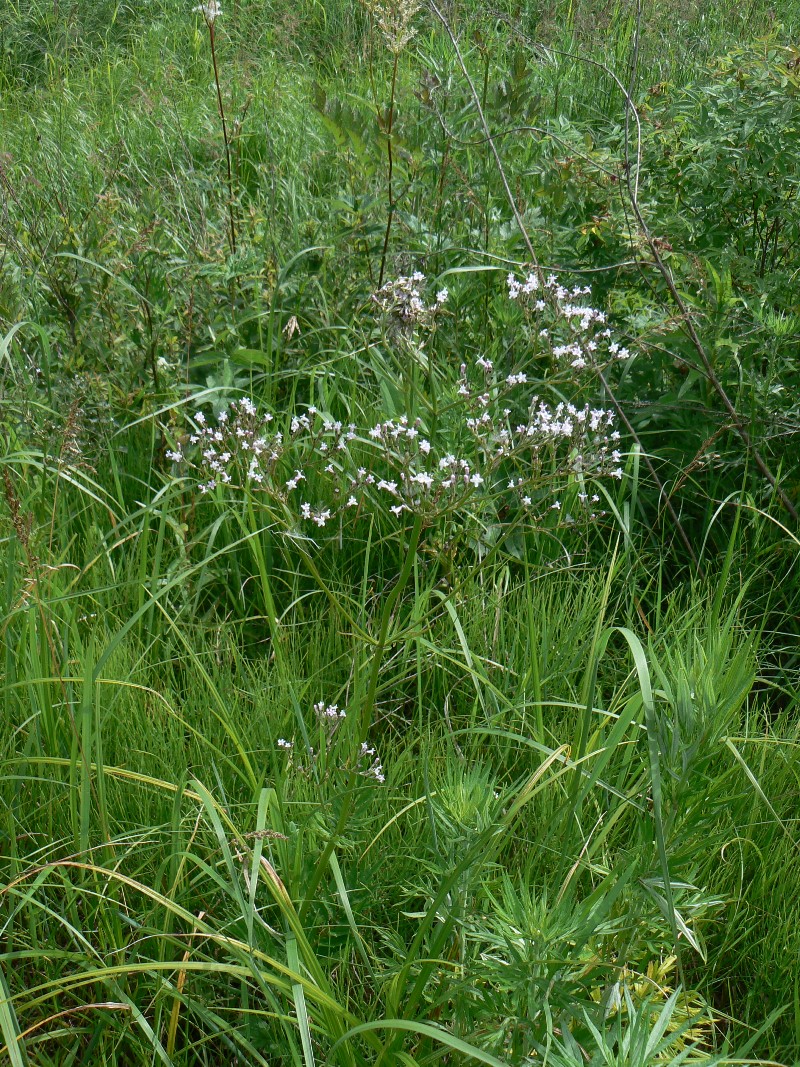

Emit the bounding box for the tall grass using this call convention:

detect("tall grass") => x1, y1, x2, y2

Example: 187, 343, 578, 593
1, 0, 800, 1062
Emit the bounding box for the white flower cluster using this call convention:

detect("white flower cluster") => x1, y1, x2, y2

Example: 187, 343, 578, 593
276, 700, 385, 785
314, 699, 347, 741
169, 358, 624, 533
372, 272, 447, 332
358, 741, 385, 783
315, 701, 346, 720
167, 399, 356, 514
508, 271, 631, 372
362, 413, 488, 518
359, 0, 421, 55
454, 358, 623, 511
192, 1, 222, 23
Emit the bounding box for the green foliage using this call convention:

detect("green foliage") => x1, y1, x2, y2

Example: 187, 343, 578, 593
1, 0, 800, 1064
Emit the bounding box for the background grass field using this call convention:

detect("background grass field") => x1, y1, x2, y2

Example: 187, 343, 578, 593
1, 0, 800, 1063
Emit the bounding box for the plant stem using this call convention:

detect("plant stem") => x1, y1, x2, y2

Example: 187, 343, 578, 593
378, 52, 399, 289
208, 22, 237, 256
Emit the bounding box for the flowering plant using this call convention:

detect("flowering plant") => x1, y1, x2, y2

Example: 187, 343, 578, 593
507, 271, 631, 373
277, 701, 386, 785
167, 273, 626, 576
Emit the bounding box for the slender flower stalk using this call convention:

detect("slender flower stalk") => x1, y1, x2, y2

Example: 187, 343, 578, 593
194, 3, 237, 255
378, 51, 399, 289
360, 0, 421, 285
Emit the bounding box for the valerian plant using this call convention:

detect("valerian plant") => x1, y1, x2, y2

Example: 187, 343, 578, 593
168, 271, 626, 553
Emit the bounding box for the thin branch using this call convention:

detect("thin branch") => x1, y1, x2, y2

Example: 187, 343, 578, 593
378, 52, 400, 288
208, 21, 237, 256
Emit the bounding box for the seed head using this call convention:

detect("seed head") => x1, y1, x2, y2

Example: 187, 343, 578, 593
359, 0, 421, 54
193, 1, 222, 24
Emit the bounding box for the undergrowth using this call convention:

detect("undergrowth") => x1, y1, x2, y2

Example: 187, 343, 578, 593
1, 0, 799, 1064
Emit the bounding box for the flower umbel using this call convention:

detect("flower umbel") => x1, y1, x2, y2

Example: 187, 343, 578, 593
192, 1, 222, 23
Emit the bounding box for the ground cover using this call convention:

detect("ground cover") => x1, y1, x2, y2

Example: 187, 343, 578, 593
1, 0, 800, 1063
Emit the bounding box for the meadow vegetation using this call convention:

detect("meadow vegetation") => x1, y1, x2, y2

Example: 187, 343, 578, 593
1, 0, 800, 1063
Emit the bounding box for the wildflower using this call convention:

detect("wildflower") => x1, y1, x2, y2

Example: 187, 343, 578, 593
314, 701, 346, 720
277, 738, 293, 749
193, 1, 222, 23
359, 741, 386, 783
